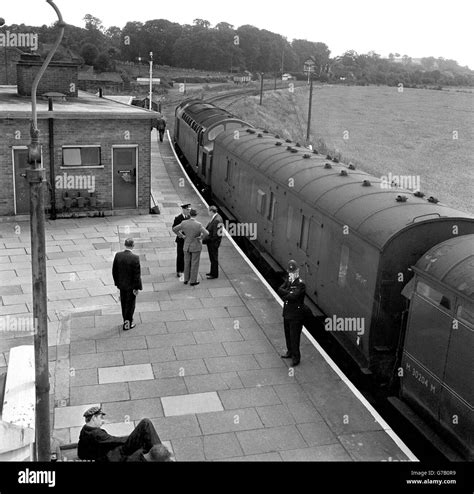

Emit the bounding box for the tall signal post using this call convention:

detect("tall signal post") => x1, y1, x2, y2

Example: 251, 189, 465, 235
304, 59, 316, 142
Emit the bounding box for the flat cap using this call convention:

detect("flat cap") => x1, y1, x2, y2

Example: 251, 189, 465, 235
180, 204, 191, 209
83, 406, 106, 418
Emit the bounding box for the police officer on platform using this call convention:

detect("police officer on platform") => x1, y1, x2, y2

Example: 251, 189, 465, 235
172, 204, 191, 277
278, 260, 306, 367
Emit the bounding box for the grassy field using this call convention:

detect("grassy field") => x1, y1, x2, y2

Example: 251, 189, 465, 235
226, 85, 474, 213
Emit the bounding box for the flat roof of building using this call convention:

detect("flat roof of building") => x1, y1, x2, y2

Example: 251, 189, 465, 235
0, 86, 156, 120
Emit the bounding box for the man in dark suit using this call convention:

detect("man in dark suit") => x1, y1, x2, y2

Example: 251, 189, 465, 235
277, 260, 306, 366
172, 209, 208, 286
172, 204, 191, 277
204, 205, 224, 279
112, 238, 142, 331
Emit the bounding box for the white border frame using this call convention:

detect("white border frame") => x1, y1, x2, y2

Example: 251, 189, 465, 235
111, 145, 139, 209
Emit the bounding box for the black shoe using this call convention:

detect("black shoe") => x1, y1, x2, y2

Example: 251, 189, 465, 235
123, 323, 136, 331
177, 272, 182, 277
280, 352, 292, 359
291, 359, 300, 367
206, 275, 218, 279
206, 273, 212, 276
184, 281, 188, 285
190, 282, 200, 286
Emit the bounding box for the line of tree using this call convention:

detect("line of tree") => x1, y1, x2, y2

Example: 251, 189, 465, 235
5, 15, 474, 87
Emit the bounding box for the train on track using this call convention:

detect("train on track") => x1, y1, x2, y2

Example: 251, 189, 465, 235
173, 98, 474, 460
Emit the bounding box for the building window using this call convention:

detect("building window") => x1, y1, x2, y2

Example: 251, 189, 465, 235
416, 281, 451, 310
256, 189, 267, 215
267, 192, 276, 221
286, 205, 294, 240
338, 245, 349, 287
299, 214, 310, 252
62, 146, 101, 167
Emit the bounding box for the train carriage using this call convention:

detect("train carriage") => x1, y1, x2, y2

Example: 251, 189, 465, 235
400, 234, 474, 460
210, 127, 474, 379
174, 99, 250, 188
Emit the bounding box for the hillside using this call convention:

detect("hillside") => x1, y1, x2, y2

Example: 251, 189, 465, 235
226, 85, 474, 213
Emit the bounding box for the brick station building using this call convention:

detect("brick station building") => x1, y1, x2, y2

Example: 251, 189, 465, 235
0, 53, 154, 217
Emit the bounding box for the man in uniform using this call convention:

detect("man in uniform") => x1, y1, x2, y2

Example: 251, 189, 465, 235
204, 205, 224, 279
77, 406, 166, 462
172, 204, 191, 277
172, 209, 208, 286
277, 260, 306, 366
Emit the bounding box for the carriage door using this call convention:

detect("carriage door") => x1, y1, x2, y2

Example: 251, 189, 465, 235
113, 146, 137, 209
13, 147, 31, 214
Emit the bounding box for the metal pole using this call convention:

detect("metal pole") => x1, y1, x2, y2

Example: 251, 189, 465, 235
259, 73, 264, 105
149, 51, 153, 111
28, 0, 65, 462
48, 98, 56, 220
306, 74, 313, 142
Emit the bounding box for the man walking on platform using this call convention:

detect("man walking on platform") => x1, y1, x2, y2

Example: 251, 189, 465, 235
156, 116, 166, 142
172, 204, 191, 277
172, 209, 208, 286
112, 238, 142, 331
204, 205, 223, 279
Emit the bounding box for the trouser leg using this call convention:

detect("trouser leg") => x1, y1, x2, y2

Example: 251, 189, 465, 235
289, 319, 303, 362
121, 419, 161, 457
176, 242, 184, 273
120, 290, 136, 328
207, 243, 219, 277
183, 251, 191, 282
190, 251, 200, 283
283, 318, 292, 356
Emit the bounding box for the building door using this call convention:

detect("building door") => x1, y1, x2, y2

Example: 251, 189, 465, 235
13, 148, 30, 214
113, 146, 137, 209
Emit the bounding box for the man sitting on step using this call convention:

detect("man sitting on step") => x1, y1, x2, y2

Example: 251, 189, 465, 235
77, 406, 169, 462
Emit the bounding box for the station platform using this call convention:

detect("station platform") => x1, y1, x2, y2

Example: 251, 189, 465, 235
0, 130, 416, 462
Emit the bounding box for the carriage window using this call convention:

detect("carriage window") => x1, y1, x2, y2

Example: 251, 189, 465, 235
456, 303, 474, 328
286, 205, 294, 240
299, 214, 310, 252
208, 124, 224, 141
201, 153, 207, 177
267, 192, 276, 221
416, 281, 451, 310
256, 190, 266, 215
338, 245, 349, 287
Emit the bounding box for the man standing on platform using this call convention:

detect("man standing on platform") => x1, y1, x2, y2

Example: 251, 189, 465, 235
204, 205, 224, 279
112, 238, 142, 331
278, 260, 306, 367
172, 209, 208, 286
172, 204, 191, 278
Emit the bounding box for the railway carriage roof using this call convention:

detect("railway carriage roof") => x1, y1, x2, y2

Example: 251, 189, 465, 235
177, 99, 244, 129
215, 128, 474, 250
414, 234, 474, 298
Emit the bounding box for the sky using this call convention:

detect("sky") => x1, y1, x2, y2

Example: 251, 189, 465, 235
1, 0, 473, 69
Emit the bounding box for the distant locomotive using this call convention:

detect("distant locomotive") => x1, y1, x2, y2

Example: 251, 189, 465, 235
174, 100, 474, 460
